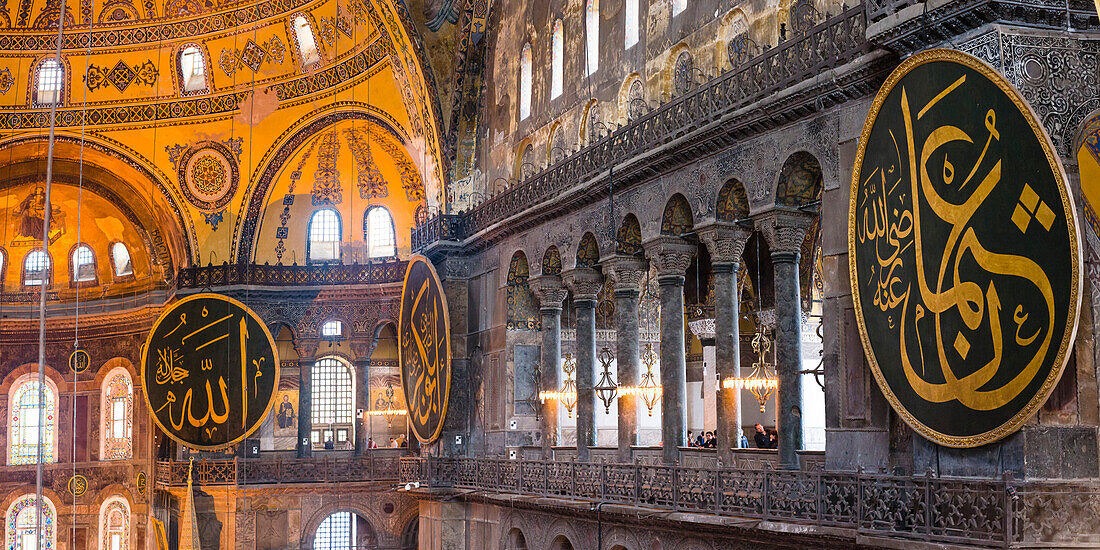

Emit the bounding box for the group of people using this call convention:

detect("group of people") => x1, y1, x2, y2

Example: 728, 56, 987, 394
365, 435, 408, 448
685, 424, 779, 450
686, 430, 718, 448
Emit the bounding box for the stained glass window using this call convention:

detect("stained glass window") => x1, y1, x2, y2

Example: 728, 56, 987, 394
180, 46, 206, 92
6, 495, 55, 550
551, 19, 563, 99
311, 357, 354, 446
99, 498, 129, 550
293, 15, 321, 66
23, 250, 49, 287
625, 0, 639, 48
72, 245, 96, 283
364, 206, 396, 259
102, 371, 133, 460
36, 59, 62, 105
519, 43, 532, 120
9, 380, 55, 465
111, 243, 133, 277
672, 0, 686, 16
314, 512, 356, 550
585, 0, 599, 75
309, 209, 341, 262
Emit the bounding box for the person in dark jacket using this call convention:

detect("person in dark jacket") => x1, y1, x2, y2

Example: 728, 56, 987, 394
754, 423, 770, 449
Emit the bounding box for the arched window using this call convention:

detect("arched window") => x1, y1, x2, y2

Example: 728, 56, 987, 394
9, 377, 56, 465
36, 58, 63, 105
293, 15, 321, 66
111, 243, 133, 277
627, 78, 645, 120
585, 0, 599, 76
314, 512, 356, 549
179, 45, 206, 92
585, 101, 602, 144
311, 357, 354, 447
308, 209, 341, 262
519, 43, 532, 120
321, 320, 343, 338
364, 206, 396, 259
551, 20, 563, 99
673, 50, 694, 96
0, 248, 6, 279
5, 495, 56, 550
625, 0, 639, 48
23, 250, 50, 287
99, 497, 130, 550
71, 244, 96, 283
672, 0, 686, 16
101, 369, 133, 460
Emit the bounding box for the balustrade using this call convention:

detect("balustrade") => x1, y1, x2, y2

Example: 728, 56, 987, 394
156, 450, 408, 487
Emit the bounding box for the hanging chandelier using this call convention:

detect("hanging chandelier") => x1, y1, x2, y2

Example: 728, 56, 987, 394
367, 381, 407, 427
594, 347, 618, 414
619, 343, 662, 416
539, 353, 578, 417
723, 324, 777, 412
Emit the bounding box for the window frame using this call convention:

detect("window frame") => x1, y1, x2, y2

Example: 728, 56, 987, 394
624, 0, 639, 49
519, 42, 532, 121
7, 374, 59, 465
176, 43, 210, 96
6, 495, 56, 550
21, 248, 52, 289
32, 56, 65, 107
98, 496, 130, 550
585, 0, 599, 76
363, 205, 397, 259
100, 368, 133, 460
307, 208, 343, 264
321, 320, 343, 338
109, 241, 135, 280
290, 14, 323, 67
310, 356, 355, 449
550, 19, 564, 100
69, 242, 98, 288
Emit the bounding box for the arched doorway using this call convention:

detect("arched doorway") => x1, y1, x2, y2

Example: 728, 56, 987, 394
312, 511, 377, 550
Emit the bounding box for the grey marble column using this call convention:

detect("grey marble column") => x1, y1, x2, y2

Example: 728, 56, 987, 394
564, 268, 603, 462
644, 236, 695, 465
759, 211, 813, 470
604, 256, 648, 463
699, 224, 751, 466
296, 341, 319, 458
530, 275, 568, 459
350, 340, 378, 455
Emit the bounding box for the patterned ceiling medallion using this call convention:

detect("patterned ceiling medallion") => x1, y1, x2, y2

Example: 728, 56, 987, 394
177, 141, 240, 211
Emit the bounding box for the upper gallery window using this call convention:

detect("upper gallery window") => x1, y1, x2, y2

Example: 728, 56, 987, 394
9, 379, 56, 465
321, 320, 343, 338
625, 0, 639, 48
23, 250, 50, 286
309, 209, 341, 262
293, 16, 321, 66
0, 248, 6, 278
585, 0, 599, 75
111, 242, 133, 277
101, 370, 133, 460
364, 206, 396, 259
71, 244, 96, 283
36, 58, 63, 105
180, 45, 207, 92
673, 0, 686, 16
6, 495, 56, 550
551, 19, 563, 99
519, 43, 532, 120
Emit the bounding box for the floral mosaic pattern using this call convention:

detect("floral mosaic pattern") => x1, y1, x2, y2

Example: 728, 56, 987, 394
542, 246, 562, 275
716, 179, 749, 221
775, 152, 822, 207
660, 194, 693, 236
576, 232, 600, 268
506, 253, 539, 330
344, 127, 387, 199
312, 131, 342, 205
616, 214, 643, 256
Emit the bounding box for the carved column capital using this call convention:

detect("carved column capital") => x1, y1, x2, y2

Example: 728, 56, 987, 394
697, 222, 752, 265
349, 341, 376, 361
601, 255, 649, 294
562, 268, 603, 302
295, 339, 320, 359
755, 209, 815, 255
643, 235, 696, 278
529, 274, 569, 310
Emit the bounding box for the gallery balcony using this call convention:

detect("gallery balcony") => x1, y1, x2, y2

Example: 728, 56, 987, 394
155, 449, 410, 487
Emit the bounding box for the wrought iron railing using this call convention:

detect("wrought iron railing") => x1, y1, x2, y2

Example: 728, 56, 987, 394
157, 451, 408, 486
864, 0, 922, 22
176, 261, 407, 288
414, 6, 871, 251
399, 457, 1100, 548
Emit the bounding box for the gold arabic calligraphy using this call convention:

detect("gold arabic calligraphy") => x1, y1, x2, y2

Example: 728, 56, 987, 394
405, 276, 445, 428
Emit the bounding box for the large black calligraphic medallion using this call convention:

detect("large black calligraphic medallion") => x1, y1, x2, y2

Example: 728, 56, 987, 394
399, 255, 451, 444
141, 293, 280, 450
849, 49, 1080, 447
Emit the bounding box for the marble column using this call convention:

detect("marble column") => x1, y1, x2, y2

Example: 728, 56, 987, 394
529, 274, 568, 459
644, 236, 696, 464
699, 223, 751, 466
350, 340, 379, 454
758, 210, 814, 470
603, 255, 648, 463
296, 340, 319, 459
563, 267, 603, 462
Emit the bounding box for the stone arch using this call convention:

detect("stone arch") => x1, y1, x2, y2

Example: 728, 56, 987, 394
715, 179, 749, 221
616, 214, 644, 256
668, 43, 695, 97
542, 245, 563, 276
549, 534, 576, 550
618, 73, 644, 122
547, 121, 567, 164
92, 357, 138, 387
507, 251, 539, 330
3, 362, 69, 392
660, 194, 694, 236
603, 526, 641, 550
775, 151, 823, 207
581, 98, 602, 144
575, 232, 600, 268
300, 501, 380, 550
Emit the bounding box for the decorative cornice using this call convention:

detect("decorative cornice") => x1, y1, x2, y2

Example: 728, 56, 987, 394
697, 222, 752, 264
643, 236, 696, 278
755, 209, 815, 255
562, 268, 603, 302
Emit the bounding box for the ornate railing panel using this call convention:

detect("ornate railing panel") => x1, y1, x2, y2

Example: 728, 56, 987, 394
157, 452, 408, 487
176, 261, 407, 288
401, 457, 1100, 548
414, 6, 871, 251
864, 0, 922, 22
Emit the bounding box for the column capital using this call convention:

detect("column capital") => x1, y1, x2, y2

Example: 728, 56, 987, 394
529, 274, 568, 309
643, 235, 696, 278
348, 341, 376, 361
295, 339, 320, 359
562, 267, 603, 302
697, 222, 752, 265
755, 209, 815, 255
601, 255, 648, 293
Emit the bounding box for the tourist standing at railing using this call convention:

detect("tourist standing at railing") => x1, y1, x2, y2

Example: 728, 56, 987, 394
754, 423, 770, 449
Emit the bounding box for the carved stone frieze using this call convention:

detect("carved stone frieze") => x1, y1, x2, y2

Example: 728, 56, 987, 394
643, 236, 696, 277
755, 209, 815, 254
697, 222, 752, 264
562, 268, 603, 302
